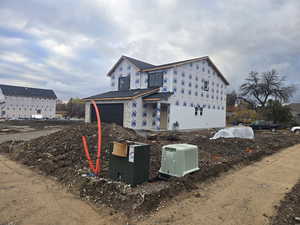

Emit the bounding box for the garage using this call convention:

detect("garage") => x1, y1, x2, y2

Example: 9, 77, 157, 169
91, 103, 124, 126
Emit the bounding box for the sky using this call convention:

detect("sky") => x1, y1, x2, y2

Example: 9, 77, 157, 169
0, 0, 299, 102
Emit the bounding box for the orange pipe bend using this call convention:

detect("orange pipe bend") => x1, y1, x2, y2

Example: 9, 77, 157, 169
82, 100, 102, 175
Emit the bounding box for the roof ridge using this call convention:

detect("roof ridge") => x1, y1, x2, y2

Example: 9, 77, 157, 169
0, 83, 54, 91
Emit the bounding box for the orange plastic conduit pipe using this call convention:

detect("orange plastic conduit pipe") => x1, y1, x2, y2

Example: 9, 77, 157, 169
82, 100, 102, 175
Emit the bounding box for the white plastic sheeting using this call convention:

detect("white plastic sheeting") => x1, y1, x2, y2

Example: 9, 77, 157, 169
210, 126, 255, 140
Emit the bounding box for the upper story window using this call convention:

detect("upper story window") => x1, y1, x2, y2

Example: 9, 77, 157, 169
148, 72, 163, 88
204, 80, 209, 91
119, 75, 130, 91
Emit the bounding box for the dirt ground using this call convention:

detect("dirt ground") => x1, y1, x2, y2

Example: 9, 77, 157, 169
271, 180, 300, 225
1, 120, 300, 223
1, 142, 300, 225
1, 122, 300, 216
138, 144, 300, 225
0, 155, 124, 225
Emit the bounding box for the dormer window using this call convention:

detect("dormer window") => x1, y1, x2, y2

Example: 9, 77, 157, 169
119, 75, 130, 90
148, 72, 163, 88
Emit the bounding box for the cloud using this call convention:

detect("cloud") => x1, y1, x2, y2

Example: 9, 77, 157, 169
0, 0, 299, 102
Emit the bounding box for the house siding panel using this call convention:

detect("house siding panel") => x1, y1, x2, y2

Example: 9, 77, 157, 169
166, 59, 227, 129
87, 56, 228, 130
1, 95, 56, 119
110, 59, 140, 91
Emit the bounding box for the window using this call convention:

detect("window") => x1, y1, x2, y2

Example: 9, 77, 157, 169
1, 111, 5, 116
37, 109, 41, 114
199, 107, 203, 116
119, 75, 130, 90
204, 80, 209, 91
148, 72, 163, 88
195, 107, 203, 116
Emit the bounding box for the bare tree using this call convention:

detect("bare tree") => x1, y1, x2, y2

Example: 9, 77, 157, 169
226, 90, 238, 107
239, 70, 295, 109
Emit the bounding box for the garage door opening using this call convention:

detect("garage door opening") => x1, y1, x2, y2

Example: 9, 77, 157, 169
91, 103, 124, 126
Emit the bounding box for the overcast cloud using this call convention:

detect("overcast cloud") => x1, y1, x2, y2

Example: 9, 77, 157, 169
0, 0, 299, 101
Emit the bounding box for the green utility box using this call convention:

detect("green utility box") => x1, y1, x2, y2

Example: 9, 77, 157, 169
108, 141, 150, 186
159, 144, 199, 177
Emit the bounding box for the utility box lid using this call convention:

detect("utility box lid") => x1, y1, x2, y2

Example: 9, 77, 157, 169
112, 142, 128, 157
159, 143, 199, 177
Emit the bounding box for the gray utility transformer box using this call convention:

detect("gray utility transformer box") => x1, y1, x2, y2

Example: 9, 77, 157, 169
159, 144, 199, 177
108, 141, 150, 186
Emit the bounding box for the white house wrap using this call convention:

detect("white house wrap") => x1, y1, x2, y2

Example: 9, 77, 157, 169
83, 55, 229, 130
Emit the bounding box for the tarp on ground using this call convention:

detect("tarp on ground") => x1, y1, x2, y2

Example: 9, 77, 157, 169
210, 126, 254, 140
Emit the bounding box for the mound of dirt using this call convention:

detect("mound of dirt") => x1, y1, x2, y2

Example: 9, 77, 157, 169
271, 180, 300, 225
1, 124, 300, 216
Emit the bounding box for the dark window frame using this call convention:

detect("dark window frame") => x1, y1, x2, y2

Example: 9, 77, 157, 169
118, 75, 130, 91
204, 80, 209, 91
148, 72, 164, 88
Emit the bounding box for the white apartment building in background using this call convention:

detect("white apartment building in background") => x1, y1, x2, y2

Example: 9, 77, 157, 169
0, 84, 57, 119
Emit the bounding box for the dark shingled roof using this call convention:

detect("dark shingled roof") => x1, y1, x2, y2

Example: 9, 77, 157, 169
0, 84, 57, 99
123, 56, 155, 70
107, 55, 229, 86
143, 92, 173, 100
84, 88, 158, 100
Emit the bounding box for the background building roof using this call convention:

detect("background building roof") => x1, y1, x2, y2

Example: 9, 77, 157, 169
0, 84, 57, 99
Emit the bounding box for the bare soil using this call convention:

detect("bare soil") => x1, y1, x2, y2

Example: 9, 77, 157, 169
0, 155, 125, 225
2, 141, 300, 225
138, 144, 300, 225
1, 123, 300, 216
271, 179, 300, 225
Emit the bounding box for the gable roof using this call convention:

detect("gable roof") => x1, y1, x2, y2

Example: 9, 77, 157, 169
83, 88, 159, 101
123, 56, 155, 70
0, 84, 57, 99
107, 55, 229, 85
107, 55, 155, 77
